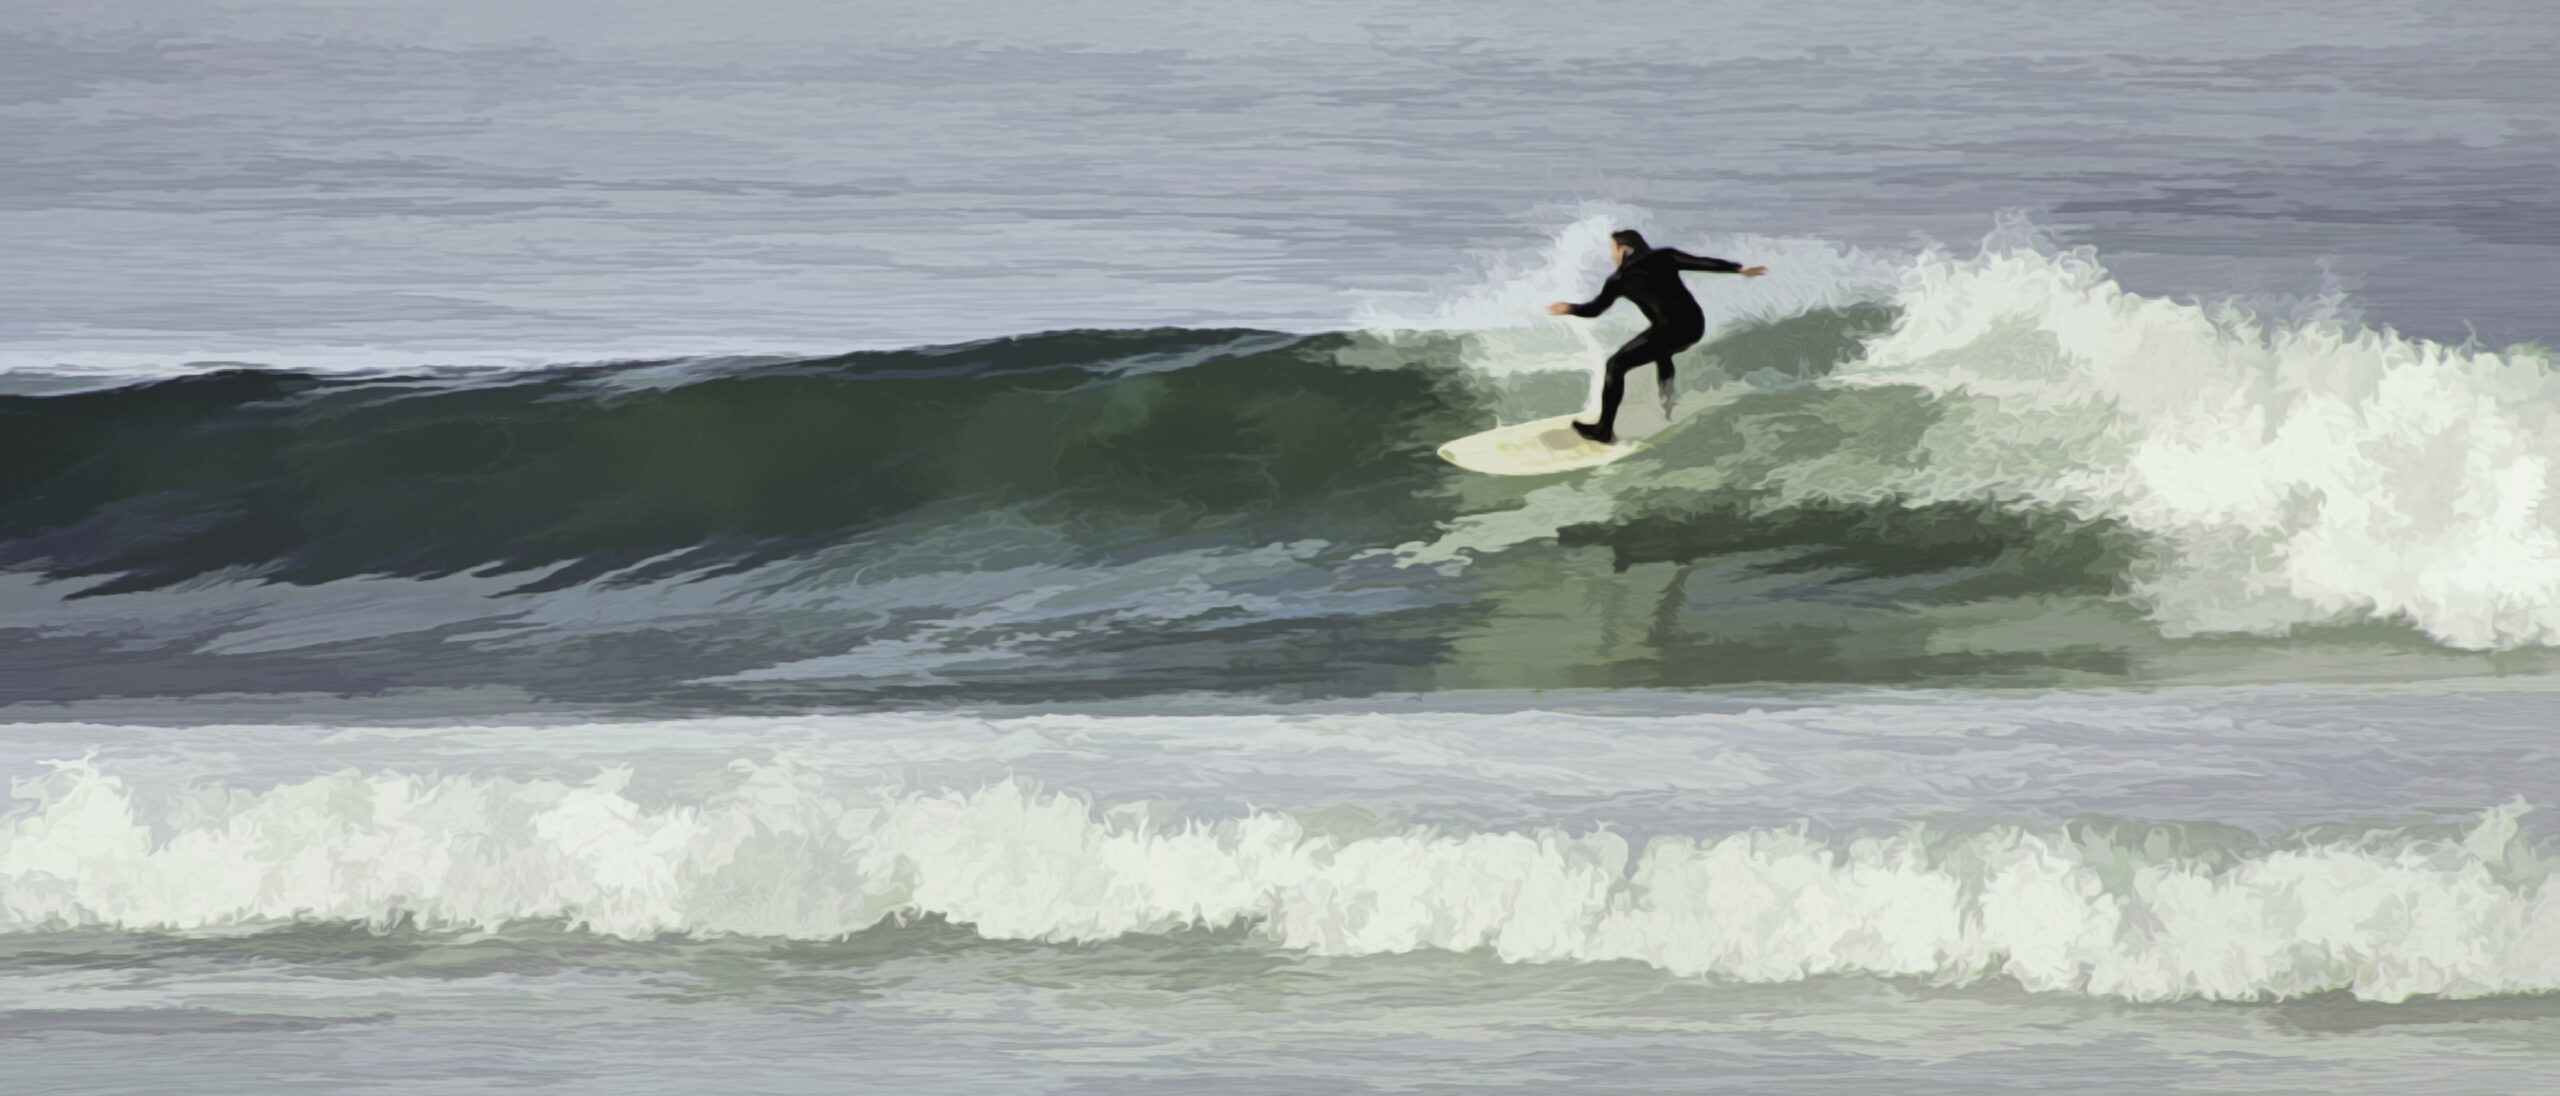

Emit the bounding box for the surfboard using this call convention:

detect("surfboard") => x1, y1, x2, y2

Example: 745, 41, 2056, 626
1435, 414, 1630, 475
1436, 387, 1732, 476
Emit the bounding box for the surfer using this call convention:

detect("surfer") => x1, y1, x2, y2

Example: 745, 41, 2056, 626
1545, 230, 1766, 443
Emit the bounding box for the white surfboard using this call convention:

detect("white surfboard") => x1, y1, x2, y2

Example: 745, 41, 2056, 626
1436, 386, 1734, 476
1435, 413, 1628, 475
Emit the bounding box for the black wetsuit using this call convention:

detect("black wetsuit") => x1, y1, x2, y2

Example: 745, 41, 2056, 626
1567, 246, 1744, 440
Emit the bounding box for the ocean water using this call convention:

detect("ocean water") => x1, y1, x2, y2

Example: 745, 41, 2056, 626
6, 1, 2560, 1092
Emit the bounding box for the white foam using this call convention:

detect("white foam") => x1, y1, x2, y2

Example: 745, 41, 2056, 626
1811, 217, 2560, 648
4, 760, 2551, 1003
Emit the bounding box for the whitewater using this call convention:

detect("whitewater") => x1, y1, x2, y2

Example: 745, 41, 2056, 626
10, 683, 2560, 1004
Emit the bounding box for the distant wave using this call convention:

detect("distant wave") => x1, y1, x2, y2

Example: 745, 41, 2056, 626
4, 761, 2552, 1004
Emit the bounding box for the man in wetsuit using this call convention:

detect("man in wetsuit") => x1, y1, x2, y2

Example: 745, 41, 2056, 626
1545, 229, 1767, 443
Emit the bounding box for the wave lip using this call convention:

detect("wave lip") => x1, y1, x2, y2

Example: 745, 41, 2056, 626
4, 761, 2554, 1004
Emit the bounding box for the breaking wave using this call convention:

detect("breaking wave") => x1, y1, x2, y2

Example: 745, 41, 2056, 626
4, 761, 2554, 1004
7, 210, 2559, 687
1819, 218, 2560, 647
1380, 211, 2560, 651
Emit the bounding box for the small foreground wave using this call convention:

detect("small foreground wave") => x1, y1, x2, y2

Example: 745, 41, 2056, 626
5, 761, 2553, 1004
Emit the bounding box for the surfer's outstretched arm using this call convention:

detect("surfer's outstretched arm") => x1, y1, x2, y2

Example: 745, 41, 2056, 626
1664, 249, 1767, 276
1546, 278, 1621, 317
1662, 249, 1742, 273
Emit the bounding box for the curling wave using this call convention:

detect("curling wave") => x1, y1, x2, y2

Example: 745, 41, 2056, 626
8, 212, 2560, 701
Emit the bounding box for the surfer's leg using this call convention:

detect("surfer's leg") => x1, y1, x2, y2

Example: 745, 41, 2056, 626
1576, 357, 1635, 443
1656, 333, 1699, 414
1596, 358, 1632, 433
1576, 331, 1663, 443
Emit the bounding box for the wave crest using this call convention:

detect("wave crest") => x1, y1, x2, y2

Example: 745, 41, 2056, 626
1820, 222, 2560, 647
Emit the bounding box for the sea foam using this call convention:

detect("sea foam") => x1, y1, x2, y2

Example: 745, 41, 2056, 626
1813, 220, 2560, 647
6, 760, 2553, 1003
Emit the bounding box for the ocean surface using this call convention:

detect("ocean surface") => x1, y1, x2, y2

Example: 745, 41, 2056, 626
6, 2, 2560, 1092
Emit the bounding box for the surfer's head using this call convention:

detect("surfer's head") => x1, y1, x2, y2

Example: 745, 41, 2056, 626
1609, 229, 1649, 266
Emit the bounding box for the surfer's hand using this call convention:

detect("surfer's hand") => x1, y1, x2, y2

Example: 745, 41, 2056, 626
1544, 302, 1572, 315
1739, 266, 1768, 277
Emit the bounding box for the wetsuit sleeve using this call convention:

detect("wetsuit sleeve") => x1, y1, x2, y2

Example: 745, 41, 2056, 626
1566, 276, 1622, 317
1663, 249, 1744, 273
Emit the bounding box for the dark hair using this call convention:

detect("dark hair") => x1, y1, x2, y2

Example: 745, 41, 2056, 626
1610, 229, 1650, 253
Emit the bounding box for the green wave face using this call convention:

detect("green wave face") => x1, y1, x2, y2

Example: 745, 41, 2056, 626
8, 307, 2544, 709
0, 329, 1487, 595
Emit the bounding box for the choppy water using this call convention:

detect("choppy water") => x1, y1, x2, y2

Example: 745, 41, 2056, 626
7, 1, 2560, 1092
